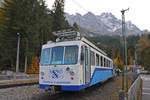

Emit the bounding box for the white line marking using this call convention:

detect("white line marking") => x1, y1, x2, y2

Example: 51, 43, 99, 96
143, 88, 150, 90
142, 77, 150, 80
143, 93, 150, 95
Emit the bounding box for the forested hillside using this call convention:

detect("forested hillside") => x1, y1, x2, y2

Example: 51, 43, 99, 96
88, 35, 139, 59
0, 0, 69, 72
89, 34, 150, 70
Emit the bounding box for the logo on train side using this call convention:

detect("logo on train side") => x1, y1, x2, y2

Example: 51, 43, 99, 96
50, 69, 64, 79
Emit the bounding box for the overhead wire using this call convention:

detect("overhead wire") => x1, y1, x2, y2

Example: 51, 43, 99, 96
70, 0, 89, 13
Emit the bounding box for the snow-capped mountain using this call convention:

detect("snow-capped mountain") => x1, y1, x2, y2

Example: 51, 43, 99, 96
65, 12, 148, 36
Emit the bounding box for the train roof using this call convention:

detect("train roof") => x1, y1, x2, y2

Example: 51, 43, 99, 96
81, 37, 107, 56
43, 29, 110, 59
43, 37, 107, 56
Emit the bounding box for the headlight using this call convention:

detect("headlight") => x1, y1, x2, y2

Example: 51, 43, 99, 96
66, 67, 70, 71
70, 71, 75, 76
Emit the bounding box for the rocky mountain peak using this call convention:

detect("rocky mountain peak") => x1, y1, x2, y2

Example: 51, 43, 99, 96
84, 12, 95, 17
0, 0, 3, 7
83, 12, 97, 20
100, 12, 115, 18
75, 13, 82, 17
65, 12, 149, 36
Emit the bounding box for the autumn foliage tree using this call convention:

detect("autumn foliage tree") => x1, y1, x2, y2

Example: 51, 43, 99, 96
127, 49, 133, 65
27, 56, 39, 74
114, 50, 124, 70
136, 34, 150, 65
141, 47, 150, 70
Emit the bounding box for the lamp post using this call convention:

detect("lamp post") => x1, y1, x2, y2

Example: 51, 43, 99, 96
121, 8, 129, 92
16, 33, 20, 73
24, 39, 28, 73
119, 8, 129, 100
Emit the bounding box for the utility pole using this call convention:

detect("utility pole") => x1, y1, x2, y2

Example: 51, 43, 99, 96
24, 39, 28, 73
16, 33, 20, 73
121, 8, 129, 93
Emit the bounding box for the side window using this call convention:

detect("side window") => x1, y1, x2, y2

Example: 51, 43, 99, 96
104, 58, 106, 67
100, 56, 103, 66
90, 51, 92, 65
111, 62, 112, 67
90, 51, 95, 66
106, 59, 108, 67
80, 46, 88, 65
110, 62, 111, 67
96, 54, 99, 66
85, 46, 88, 65
80, 46, 84, 65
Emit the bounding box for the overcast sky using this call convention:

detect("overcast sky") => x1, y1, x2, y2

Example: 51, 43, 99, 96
46, 0, 150, 31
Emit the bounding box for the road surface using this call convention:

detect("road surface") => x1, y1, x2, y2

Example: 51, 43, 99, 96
141, 75, 150, 100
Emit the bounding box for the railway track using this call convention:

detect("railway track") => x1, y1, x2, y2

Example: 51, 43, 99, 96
37, 78, 115, 100
0, 78, 38, 89
0, 77, 120, 100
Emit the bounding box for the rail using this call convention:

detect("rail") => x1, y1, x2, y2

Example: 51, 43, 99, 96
127, 75, 142, 100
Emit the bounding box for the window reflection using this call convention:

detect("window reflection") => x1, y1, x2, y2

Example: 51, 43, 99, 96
40, 45, 78, 65
64, 46, 78, 64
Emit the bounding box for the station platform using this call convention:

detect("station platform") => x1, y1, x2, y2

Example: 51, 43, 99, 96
0, 73, 38, 88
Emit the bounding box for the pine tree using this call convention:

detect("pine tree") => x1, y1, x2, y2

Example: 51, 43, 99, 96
73, 22, 79, 31
0, 0, 53, 71
51, 0, 69, 31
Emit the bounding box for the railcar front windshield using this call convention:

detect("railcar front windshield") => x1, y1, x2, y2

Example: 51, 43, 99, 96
40, 45, 78, 65
51, 46, 64, 64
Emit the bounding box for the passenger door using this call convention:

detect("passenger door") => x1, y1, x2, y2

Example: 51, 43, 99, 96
85, 46, 91, 84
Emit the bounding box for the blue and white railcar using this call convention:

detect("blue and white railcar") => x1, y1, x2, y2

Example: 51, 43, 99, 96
39, 30, 114, 91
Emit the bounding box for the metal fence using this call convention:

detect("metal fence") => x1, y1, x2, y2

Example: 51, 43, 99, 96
127, 75, 142, 100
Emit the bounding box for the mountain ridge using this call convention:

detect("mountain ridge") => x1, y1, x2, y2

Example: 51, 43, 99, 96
65, 12, 149, 36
